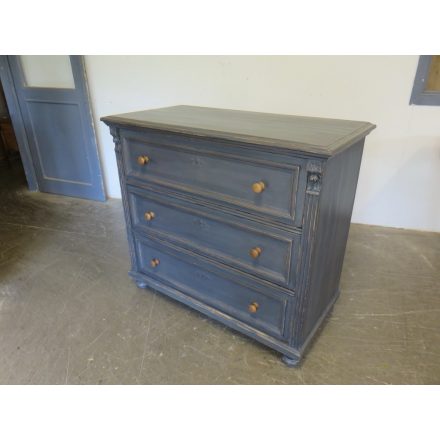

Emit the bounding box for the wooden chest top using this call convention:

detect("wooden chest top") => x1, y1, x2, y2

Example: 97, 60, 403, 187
101, 105, 375, 157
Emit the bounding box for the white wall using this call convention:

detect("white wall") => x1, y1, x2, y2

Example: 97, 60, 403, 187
85, 56, 440, 232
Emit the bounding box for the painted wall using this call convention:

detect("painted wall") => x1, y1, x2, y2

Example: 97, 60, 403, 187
85, 56, 440, 232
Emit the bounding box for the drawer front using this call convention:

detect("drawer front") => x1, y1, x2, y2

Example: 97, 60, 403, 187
134, 235, 288, 339
128, 187, 298, 288
121, 134, 300, 224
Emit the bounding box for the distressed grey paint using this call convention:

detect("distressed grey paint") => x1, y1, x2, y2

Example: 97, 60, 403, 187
102, 105, 376, 365
127, 186, 300, 289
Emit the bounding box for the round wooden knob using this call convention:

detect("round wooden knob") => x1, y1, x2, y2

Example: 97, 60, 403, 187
252, 181, 265, 194
150, 258, 160, 268
249, 246, 262, 259
137, 155, 150, 166
248, 302, 259, 313
144, 211, 155, 221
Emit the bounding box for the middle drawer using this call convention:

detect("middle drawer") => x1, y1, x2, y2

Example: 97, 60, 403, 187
127, 185, 299, 290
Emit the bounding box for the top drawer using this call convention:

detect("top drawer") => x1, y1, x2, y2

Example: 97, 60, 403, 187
120, 131, 303, 226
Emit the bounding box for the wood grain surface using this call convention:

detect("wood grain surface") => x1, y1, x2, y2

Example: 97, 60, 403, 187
101, 105, 375, 157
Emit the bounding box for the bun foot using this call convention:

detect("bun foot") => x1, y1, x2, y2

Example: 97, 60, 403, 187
281, 355, 300, 367
135, 280, 148, 289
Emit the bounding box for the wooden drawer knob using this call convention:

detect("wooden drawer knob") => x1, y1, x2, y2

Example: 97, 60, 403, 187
144, 211, 155, 221
150, 258, 160, 268
249, 246, 262, 259
137, 155, 150, 166
248, 302, 259, 313
252, 181, 265, 194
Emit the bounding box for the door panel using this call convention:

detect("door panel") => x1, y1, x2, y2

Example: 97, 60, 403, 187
27, 101, 92, 183
8, 55, 105, 201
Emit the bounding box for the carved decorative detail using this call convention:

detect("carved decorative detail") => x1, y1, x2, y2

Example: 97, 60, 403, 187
107, 123, 138, 273
306, 161, 323, 195
109, 126, 122, 153
306, 171, 322, 194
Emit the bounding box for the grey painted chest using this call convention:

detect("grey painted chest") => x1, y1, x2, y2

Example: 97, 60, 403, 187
102, 105, 375, 366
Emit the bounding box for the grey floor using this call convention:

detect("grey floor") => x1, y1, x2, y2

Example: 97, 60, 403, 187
0, 162, 439, 384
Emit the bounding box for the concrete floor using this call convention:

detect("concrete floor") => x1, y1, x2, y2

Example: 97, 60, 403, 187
0, 162, 439, 384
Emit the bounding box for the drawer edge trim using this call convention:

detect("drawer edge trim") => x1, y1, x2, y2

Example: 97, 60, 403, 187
126, 174, 296, 223
133, 230, 295, 297
127, 185, 298, 288
127, 179, 304, 232
134, 224, 291, 288
130, 270, 300, 355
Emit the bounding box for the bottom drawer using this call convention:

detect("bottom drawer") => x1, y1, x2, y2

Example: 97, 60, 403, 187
134, 235, 288, 339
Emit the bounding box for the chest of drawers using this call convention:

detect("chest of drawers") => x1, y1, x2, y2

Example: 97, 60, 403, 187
102, 105, 375, 366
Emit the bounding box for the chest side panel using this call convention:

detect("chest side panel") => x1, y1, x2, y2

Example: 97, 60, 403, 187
296, 140, 365, 346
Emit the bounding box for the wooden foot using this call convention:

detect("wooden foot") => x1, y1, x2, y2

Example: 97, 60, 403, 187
135, 280, 148, 289
281, 354, 300, 367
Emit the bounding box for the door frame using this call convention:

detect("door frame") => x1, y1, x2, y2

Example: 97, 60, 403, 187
0, 55, 38, 190
0, 56, 105, 200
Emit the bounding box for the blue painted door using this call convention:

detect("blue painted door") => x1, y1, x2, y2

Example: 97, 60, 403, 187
8, 56, 105, 201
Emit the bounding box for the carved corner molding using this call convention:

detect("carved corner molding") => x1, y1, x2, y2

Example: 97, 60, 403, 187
306, 162, 323, 195
109, 126, 122, 153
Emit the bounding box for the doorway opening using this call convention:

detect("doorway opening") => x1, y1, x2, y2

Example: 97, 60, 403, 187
0, 78, 27, 193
